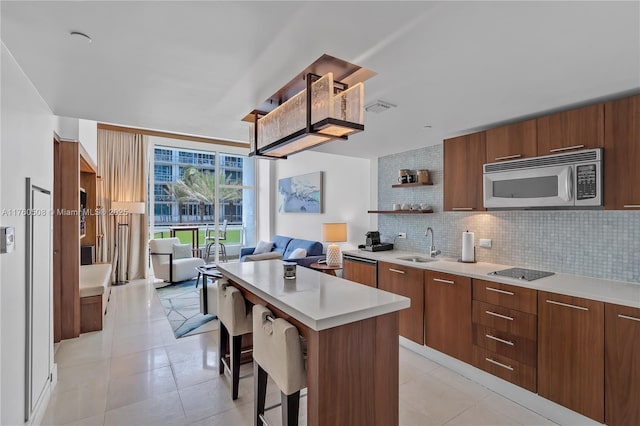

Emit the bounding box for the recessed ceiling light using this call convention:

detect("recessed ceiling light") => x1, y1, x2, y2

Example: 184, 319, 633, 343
70, 31, 92, 43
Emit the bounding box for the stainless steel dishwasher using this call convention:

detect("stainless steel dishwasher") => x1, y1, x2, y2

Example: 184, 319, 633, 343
343, 253, 378, 287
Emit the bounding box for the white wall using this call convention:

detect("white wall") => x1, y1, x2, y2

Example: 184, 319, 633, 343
1, 43, 55, 425
78, 119, 98, 163
53, 116, 79, 140
54, 117, 98, 165
256, 160, 275, 241
272, 151, 374, 250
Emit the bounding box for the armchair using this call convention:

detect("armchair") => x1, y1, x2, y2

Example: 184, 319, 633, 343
150, 237, 205, 283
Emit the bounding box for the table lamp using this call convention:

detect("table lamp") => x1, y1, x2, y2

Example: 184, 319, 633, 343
322, 223, 347, 267
111, 201, 145, 285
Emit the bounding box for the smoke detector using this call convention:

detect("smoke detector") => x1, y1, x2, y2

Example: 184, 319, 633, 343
365, 100, 397, 113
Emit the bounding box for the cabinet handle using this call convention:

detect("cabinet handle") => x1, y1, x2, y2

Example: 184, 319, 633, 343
485, 357, 514, 371
433, 278, 454, 284
452, 207, 473, 211
549, 144, 585, 153
485, 334, 514, 346
486, 287, 514, 296
545, 299, 588, 311
494, 154, 522, 161
485, 310, 514, 321
623, 205, 640, 209
388, 268, 405, 274
344, 255, 377, 265
619, 314, 640, 322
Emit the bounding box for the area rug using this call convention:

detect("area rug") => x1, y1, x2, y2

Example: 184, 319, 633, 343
155, 279, 217, 338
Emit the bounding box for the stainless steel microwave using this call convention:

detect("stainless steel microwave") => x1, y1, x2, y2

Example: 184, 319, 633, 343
483, 148, 603, 209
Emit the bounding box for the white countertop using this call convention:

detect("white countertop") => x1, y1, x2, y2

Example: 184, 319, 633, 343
216, 259, 411, 331
343, 249, 640, 309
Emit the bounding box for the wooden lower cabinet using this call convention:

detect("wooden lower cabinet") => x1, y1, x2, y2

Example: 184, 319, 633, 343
472, 346, 537, 392
471, 280, 538, 391
538, 291, 604, 423
472, 279, 537, 314
472, 301, 537, 341
425, 271, 472, 363
472, 324, 536, 367
343, 256, 377, 287
378, 261, 424, 344
605, 303, 640, 426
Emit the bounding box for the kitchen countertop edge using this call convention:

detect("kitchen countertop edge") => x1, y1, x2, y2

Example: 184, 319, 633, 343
343, 249, 640, 309
217, 260, 411, 331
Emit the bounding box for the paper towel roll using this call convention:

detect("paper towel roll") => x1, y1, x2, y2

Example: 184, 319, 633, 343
462, 231, 475, 262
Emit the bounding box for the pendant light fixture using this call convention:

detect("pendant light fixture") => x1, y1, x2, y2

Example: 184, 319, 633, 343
243, 54, 376, 159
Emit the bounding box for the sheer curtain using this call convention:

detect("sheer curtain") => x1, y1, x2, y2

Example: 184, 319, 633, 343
97, 129, 149, 280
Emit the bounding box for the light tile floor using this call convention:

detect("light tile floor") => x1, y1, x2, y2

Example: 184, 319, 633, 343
42, 278, 557, 426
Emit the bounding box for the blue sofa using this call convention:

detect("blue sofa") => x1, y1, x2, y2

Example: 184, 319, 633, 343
240, 235, 325, 268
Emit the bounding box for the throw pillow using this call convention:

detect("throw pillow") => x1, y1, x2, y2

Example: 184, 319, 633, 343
288, 248, 307, 259
244, 252, 283, 262
253, 240, 274, 255
173, 243, 192, 259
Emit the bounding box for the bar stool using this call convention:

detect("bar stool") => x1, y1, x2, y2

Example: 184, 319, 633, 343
217, 279, 253, 400
253, 305, 306, 426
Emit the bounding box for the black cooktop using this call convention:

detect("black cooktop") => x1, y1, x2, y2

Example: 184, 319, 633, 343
488, 267, 554, 281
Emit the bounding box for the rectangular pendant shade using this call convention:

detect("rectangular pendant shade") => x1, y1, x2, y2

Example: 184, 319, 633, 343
244, 54, 375, 159
248, 71, 366, 159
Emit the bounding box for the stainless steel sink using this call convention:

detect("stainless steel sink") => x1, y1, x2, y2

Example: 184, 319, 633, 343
396, 256, 436, 263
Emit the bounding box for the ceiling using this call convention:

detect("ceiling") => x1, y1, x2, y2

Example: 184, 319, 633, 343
2, 1, 639, 159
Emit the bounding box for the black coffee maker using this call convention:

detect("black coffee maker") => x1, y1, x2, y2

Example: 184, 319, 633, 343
366, 231, 381, 246
362, 231, 394, 252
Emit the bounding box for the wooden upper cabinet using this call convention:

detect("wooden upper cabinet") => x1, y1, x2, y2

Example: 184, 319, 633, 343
536, 104, 604, 155
443, 132, 486, 212
604, 94, 640, 210
538, 291, 604, 423
485, 119, 537, 163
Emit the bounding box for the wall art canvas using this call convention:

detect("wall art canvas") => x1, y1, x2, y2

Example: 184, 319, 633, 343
278, 171, 323, 213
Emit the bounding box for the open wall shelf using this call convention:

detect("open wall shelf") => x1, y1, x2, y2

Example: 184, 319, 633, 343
391, 182, 433, 188
368, 210, 434, 214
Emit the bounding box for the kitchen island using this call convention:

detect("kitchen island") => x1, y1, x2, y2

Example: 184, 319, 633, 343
216, 259, 410, 426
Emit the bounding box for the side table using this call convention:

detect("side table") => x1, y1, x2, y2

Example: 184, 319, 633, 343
310, 262, 342, 276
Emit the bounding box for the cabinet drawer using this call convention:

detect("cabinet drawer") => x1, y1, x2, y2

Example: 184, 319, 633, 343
472, 301, 537, 340
473, 279, 537, 314
472, 324, 536, 367
472, 346, 537, 393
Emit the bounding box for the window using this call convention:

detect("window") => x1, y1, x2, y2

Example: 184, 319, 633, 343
151, 146, 255, 261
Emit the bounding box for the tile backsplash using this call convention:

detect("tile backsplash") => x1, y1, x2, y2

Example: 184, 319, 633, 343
378, 144, 640, 283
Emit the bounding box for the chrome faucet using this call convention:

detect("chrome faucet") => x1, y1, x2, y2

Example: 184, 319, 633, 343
425, 227, 441, 258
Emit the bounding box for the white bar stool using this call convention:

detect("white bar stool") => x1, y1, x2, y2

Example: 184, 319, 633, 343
217, 279, 253, 400
252, 305, 306, 426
